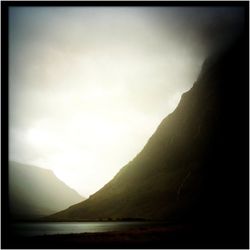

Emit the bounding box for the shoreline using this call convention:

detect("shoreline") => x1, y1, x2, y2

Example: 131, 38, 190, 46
7, 224, 194, 248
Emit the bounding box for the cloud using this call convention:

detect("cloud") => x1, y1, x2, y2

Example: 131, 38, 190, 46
9, 7, 245, 196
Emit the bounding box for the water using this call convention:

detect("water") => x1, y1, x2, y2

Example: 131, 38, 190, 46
11, 221, 156, 237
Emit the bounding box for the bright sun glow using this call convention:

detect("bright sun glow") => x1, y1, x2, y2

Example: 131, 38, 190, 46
27, 128, 49, 146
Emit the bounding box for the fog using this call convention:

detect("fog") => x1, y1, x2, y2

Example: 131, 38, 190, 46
9, 7, 244, 197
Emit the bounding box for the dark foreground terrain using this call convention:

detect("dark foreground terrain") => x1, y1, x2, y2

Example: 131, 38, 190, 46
6, 223, 246, 249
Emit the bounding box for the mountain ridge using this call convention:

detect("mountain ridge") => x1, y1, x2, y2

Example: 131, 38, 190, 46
47, 35, 248, 246
47, 50, 224, 221
9, 161, 85, 219
11, 161, 83, 198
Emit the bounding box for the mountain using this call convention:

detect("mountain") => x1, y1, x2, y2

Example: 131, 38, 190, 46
9, 161, 84, 219
48, 36, 248, 246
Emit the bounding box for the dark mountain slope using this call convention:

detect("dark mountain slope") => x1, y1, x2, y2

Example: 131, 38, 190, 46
9, 161, 84, 219
49, 36, 248, 247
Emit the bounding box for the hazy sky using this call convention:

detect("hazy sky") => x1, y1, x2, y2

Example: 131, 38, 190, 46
9, 7, 244, 197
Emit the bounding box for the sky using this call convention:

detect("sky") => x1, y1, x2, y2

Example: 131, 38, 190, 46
9, 7, 245, 197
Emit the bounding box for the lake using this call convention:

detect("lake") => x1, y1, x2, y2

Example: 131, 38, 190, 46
11, 221, 160, 237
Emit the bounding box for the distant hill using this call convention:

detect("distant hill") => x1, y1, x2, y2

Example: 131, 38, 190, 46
48, 36, 248, 246
9, 161, 84, 219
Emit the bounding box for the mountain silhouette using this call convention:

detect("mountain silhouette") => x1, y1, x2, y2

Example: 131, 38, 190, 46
9, 161, 84, 219
48, 35, 248, 247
